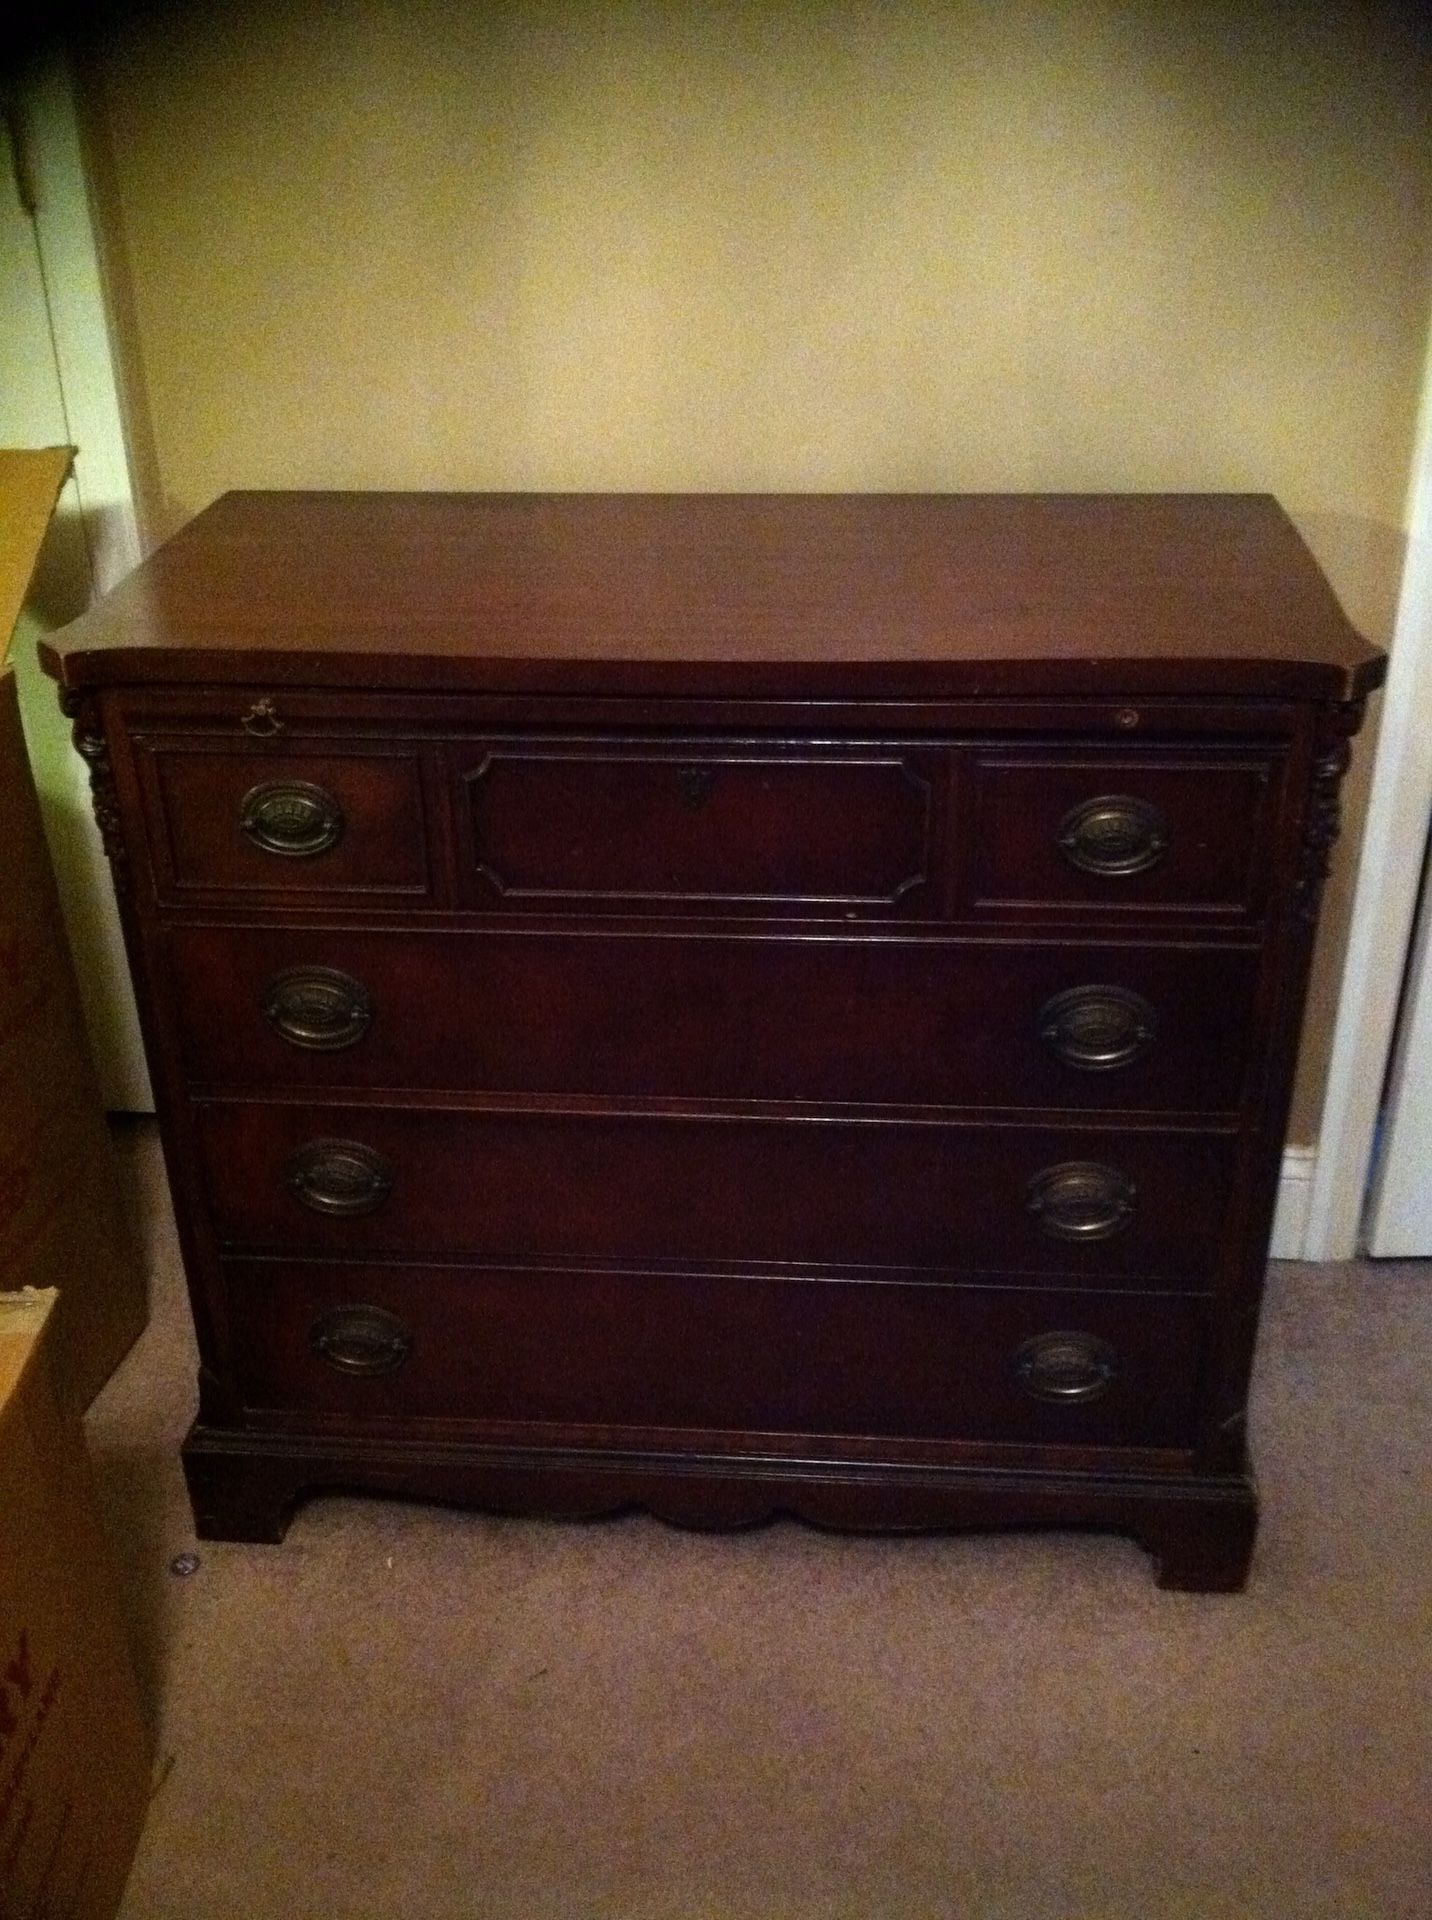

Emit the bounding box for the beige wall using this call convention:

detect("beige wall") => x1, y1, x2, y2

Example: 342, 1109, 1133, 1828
82, 0, 1432, 1137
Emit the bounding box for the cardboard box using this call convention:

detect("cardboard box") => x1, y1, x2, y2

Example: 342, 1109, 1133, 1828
0, 448, 146, 1415
0, 1288, 151, 1918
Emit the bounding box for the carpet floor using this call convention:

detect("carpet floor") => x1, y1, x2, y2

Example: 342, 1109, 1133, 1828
86, 1121, 1430, 1920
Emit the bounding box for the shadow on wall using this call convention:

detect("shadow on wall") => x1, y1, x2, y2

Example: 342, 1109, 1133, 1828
75, 0, 1432, 519
1284, 510, 1409, 1140
11, 493, 153, 1108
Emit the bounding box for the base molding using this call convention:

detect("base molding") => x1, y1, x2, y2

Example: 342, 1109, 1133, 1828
182, 1422, 1260, 1593
1270, 1144, 1317, 1260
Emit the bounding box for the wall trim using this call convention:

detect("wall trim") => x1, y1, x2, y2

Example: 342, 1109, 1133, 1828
16, 50, 151, 1110
27, 53, 142, 592
1304, 314, 1432, 1261
1270, 1146, 1317, 1262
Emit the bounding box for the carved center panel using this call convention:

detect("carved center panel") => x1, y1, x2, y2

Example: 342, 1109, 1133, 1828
457, 740, 938, 914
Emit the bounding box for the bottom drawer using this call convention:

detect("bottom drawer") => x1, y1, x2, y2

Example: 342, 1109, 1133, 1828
224, 1261, 1207, 1450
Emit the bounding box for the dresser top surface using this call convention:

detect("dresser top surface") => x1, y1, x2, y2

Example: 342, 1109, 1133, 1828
41, 491, 1383, 702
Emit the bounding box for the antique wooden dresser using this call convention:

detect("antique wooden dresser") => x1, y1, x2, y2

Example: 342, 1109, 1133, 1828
41, 493, 1383, 1589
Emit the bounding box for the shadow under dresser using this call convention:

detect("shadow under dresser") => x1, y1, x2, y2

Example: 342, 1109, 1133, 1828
41, 492, 1384, 1590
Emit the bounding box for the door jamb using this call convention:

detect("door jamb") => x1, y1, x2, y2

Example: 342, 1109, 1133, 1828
1304, 320, 1432, 1260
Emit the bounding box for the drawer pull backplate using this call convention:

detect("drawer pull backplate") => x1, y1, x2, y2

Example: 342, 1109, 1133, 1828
284, 1138, 394, 1217
1057, 794, 1168, 876
240, 779, 345, 858
1014, 1331, 1119, 1403
1039, 983, 1157, 1070
1025, 1161, 1136, 1241
262, 966, 373, 1051
310, 1303, 413, 1377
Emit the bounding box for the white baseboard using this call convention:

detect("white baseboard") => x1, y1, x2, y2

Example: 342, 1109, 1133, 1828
1269, 1146, 1317, 1260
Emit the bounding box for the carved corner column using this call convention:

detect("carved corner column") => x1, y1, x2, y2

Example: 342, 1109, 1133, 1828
58, 688, 129, 884
1293, 694, 1367, 926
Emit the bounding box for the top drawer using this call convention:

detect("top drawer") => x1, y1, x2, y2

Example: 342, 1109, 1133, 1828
123, 715, 1287, 923
960, 747, 1285, 920
452, 737, 943, 918
132, 737, 435, 902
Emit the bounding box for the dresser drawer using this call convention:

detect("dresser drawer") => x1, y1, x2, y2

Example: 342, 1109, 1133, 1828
451, 737, 942, 917
194, 1101, 1236, 1283
133, 738, 433, 899
170, 924, 1262, 1114
962, 747, 1284, 918
225, 1257, 1203, 1450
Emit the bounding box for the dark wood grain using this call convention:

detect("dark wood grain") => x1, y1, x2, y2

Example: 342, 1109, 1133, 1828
192, 1097, 1238, 1284
168, 922, 1263, 1113
964, 746, 1284, 917
179, 1421, 1257, 1592
135, 738, 433, 898
456, 736, 938, 914
222, 1256, 1207, 1449
40, 491, 1383, 1588
40, 492, 1383, 702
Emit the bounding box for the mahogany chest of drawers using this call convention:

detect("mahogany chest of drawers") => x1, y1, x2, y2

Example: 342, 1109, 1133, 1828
42, 492, 1383, 1589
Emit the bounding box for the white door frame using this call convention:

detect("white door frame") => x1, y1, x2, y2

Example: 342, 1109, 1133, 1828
8, 48, 151, 1110
1303, 319, 1432, 1261
1366, 824, 1432, 1251
23, 52, 142, 594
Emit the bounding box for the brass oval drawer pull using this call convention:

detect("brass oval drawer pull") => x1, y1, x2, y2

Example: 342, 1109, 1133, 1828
310, 1303, 412, 1377
1025, 1160, 1136, 1241
284, 1138, 394, 1217
1014, 1330, 1119, 1403
1038, 983, 1157, 1070
1057, 794, 1168, 876
240, 779, 345, 857
262, 966, 373, 1051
